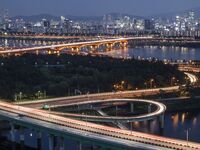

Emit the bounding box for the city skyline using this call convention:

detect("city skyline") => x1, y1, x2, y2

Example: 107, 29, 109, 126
1, 0, 200, 17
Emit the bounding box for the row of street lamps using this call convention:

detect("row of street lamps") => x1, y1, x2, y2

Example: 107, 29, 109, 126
14, 90, 46, 101
113, 77, 181, 92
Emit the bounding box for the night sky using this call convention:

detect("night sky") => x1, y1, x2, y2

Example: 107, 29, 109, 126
1, 0, 200, 17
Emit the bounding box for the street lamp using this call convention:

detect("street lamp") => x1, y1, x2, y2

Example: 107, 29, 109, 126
37, 91, 41, 99
150, 79, 154, 88
19, 92, 22, 101
87, 91, 89, 101
144, 82, 147, 89
171, 77, 176, 86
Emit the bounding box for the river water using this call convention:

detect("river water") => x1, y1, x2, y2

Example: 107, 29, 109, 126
106, 46, 200, 61
127, 109, 200, 143
0, 39, 200, 148
1, 38, 200, 61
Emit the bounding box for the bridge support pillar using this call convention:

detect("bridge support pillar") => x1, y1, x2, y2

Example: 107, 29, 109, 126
130, 103, 134, 113
19, 127, 25, 150
37, 132, 42, 150
71, 47, 80, 52
115, 105, 118, 116
10, 123, 15, 142
48, 134, 54, 150
90, 45, 98, 52
59, 137, 65, 150
147, 120, 151, 132
105, 43, 113, 51
120, 42, 128, 49
56, 50, 60, 56
10, 122, 16, 150
148, 104, 152, 113
90, 144, 94, 150
78, 141, 82, 150
159, 114, 165, 129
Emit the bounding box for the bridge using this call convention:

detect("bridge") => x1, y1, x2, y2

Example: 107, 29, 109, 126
184, 72, 198, 84
9, 71, 197, 149
0, 36, 199, 149
0, 101, 200, 150
18, 86, 179, 108
2, 35, 200, 57
179, 65, 200, 73
0, 36, 153, 56
47, 99, 166, 123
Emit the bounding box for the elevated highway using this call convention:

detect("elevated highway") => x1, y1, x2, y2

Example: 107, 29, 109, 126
179, 66, 200, 73
18, 86, 179, 108
0, 36, 153, 56
47, 99, 166, 123
184, 72, 198, 84
0, 101, 200, 150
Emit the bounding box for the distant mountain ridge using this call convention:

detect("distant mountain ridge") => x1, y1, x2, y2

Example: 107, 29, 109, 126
12, 14, 60, 22
11, 7, 200, 22
11, 13, 145, 22
11, 14, 102, 22
104, 12, 145, 19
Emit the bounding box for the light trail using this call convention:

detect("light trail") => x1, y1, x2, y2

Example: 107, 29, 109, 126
17, 86, 179, 108
45, 99, 166, 122
0, 101, 199, 149
0, 36, 153, 55
184, 72, 198, 83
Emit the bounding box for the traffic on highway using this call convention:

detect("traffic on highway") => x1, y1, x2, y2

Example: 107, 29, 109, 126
0, 101, 199, 150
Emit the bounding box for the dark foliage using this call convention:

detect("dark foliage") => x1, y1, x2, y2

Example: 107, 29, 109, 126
0, 54, 184, 101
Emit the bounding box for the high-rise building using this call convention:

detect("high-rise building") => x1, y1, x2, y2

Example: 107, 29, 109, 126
144, 19, 154, 31
42, 19, 50, 28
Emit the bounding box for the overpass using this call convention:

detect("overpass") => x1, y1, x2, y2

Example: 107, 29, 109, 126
0, 36, 153, 56
179, 66, 200, 73
0, 101, 200, 150
184, 72, 198, 84
47, 99, 166, 123
18, 86, 179, 108
17, 72, 197, 124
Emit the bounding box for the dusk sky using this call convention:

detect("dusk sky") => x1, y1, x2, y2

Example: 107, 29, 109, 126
1, 0, 200, 17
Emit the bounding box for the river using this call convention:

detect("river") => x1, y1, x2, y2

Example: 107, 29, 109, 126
0, 39, 200, 149
127, 109, 200, 143
106, 46, 200, 61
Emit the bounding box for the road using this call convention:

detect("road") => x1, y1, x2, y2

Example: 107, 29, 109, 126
0, 108, 169, 150
0, 36, 153, 55
0, 101, 199, 150
97, 109, 128, 129
18, 86, 179, 108
46, 99, 166, 123
184, 72, 198, 83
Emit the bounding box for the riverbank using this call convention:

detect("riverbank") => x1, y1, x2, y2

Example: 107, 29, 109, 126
129, 40, 200, 48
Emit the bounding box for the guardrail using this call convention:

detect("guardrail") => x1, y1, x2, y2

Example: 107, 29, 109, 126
0, 101, 200, 150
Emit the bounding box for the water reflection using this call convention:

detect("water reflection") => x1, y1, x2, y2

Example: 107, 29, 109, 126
171, 113, 179, 128
126, 109, 200, 143
181, 113, 186, 124
106, 46, 200, 60
193, 117, 197, 126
